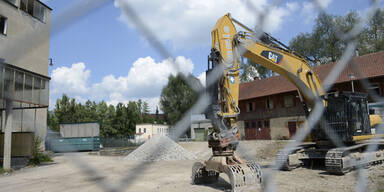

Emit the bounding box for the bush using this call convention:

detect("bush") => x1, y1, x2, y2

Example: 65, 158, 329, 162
29, 137, 53, 166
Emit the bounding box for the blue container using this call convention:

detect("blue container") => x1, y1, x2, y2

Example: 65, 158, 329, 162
50, 137, 100, 152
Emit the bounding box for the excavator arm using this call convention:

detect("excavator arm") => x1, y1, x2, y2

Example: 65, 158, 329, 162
193, 13, 326, 191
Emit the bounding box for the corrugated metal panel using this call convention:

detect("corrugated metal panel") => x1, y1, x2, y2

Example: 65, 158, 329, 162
49, 137, 100, 152
60, 123, 100, 138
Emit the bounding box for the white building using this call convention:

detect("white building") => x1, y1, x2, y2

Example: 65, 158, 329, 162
135, 123, 169, 140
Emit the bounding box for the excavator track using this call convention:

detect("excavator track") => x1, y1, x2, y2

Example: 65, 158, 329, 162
325, 141, 384, 175
192, 161, 263, 192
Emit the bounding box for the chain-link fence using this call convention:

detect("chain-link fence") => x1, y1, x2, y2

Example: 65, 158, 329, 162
1, 0, 384, 191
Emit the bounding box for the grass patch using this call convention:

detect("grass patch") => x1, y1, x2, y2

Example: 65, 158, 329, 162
0, 167, 4, 174
29, 137, 53, 166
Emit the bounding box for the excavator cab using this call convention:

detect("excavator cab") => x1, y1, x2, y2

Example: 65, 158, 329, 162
312, 92, 371, 145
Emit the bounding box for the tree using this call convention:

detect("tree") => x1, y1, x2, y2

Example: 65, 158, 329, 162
359, 8, 384, 55
289, 10, 384, 64
160, 74, 200, 126
240, 58, 276, 82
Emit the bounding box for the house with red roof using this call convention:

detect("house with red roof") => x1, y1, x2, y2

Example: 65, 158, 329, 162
238, 51, 384, 140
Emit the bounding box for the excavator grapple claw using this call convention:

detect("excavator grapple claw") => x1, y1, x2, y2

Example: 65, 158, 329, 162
191, 162, 219, 185
192, 160, 263, 192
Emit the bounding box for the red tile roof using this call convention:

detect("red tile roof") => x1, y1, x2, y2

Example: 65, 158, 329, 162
239, 51, 384, 101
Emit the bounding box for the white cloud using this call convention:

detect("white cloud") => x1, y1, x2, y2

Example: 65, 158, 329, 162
91, 56, 194, 100
51, 62, 90, 95
286, 2, 299, 12
114, 0, 296, 48
50, 56, 194, 113
301, 0, 333, 23
317, 0, 333, 9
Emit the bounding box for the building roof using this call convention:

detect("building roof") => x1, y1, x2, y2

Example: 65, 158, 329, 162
239, 51, 384, 101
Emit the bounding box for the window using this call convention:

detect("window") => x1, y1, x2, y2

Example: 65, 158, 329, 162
245, 122, 250, 129
139, 128, 141, 133
20, 0, 28, 11
0, 16, 7, 35
266, 98, 274, 110
144, 128, 146, 133
246, 102, 254, 112
20, 0, 47, 22
251, 121, 256, 128
15, 71, 24, 101
257, 121, 262, 129
368, 83, 381, 96
284, 95, 294, 108
264, 120, 270, 128
33, 0, 46, 22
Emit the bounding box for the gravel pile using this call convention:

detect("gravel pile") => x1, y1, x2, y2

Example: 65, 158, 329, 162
124, 135, 197, 161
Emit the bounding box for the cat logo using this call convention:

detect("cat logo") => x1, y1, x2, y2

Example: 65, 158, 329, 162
261, 51, 283, 64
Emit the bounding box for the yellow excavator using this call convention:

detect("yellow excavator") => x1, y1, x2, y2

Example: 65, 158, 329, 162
191, 13, 384, 191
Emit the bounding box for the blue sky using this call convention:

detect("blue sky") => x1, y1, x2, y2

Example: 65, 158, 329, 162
45, 0, 381, 112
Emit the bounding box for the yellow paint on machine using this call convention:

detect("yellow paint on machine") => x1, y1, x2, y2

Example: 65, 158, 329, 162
353, 134, 384, 141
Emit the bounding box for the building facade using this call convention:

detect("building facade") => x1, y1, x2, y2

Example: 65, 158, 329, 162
135, 123, 169, 140
239, 51, 384, 140
0, 0, 51, 145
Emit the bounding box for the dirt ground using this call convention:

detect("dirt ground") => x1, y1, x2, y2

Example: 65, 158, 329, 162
1, 140, 384, 192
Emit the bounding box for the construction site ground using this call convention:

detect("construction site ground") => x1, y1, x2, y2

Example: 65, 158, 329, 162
1, 140, 384, 192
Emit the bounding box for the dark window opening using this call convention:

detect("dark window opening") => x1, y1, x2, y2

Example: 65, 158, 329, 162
0, 16, 7, 35
245, 122, 250, 129
248, 102, 253, 111
266, 98, 274, 110
257, 121, 262, 129
284, 95, 293, 108
19, 0, 47, 22
251, 121, 256, 128
264, 120, 270, 128
368, 83, 380, 96
20, 0, 28, 11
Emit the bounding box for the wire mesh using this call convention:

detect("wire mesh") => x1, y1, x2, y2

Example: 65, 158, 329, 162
1, 0, 384, 191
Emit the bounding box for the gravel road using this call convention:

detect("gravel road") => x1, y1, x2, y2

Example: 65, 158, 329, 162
0, 140, 383, 192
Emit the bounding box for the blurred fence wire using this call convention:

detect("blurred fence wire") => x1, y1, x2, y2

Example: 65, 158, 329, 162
3, 0, 384, 191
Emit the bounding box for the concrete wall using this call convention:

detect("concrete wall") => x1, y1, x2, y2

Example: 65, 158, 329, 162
0, 0, 51, 149
0, 0, 51, 76
269, 116, 306, 139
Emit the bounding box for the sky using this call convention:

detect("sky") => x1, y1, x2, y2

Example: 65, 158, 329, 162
43, 0, 382, 112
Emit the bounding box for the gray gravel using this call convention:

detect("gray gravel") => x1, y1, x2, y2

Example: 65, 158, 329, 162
124, 136, 197, 161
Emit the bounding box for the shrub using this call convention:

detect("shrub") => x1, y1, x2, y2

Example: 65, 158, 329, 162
29, 137, 53, 166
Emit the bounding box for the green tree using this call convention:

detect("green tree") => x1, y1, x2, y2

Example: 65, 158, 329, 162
290, 10, 384, 64
240, 59, 275, 82
47, 109, 59, 131
160, 74, 200, 126
359, 9, 384, 55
